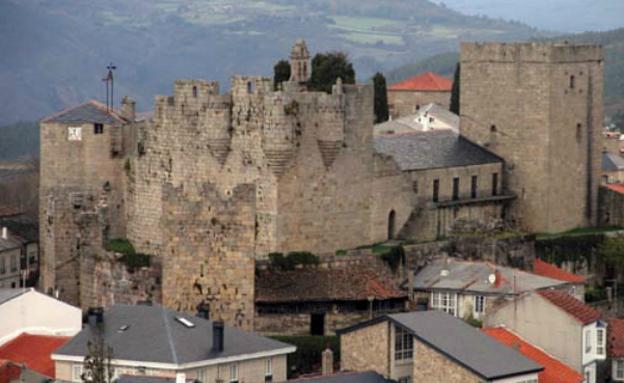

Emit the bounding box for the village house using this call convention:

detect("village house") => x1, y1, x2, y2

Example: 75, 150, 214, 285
406, 258, 579, 322
485, 290, 606, 383
602, 151, 624, 184
0, 230, 21, 289
531, 258, 586, 298
374, 102, 459, 136
483, 327, 584, 383
607, 318, 624, 382
0, 360, 51, 383
52, 304, 296, 383
254, 266, 407, 336
338, 310, 542, 383
0, 333, 70, 380
386, 72, 453, 119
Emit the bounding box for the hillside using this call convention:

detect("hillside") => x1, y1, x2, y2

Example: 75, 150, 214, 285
0, 0, 549, 126
0, 122, 39, 162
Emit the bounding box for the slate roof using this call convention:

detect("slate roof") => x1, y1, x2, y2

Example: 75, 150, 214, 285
0, 334, 70, 378
409, 258, 566, 295
532, 259, 585, 283
388, 72, 452, 92
41, 100, 126, 125
0, 235, 21, 252
538, 290, 601, 325
0, 219, 38, 244
0, 289, 28, 305
483, 327, 583, 383
255, 267, 407, 303
608, 318, 624, 358
602, 152, 624, 172
373, 130, 502, 171
53, 304, 295, 365
340, 311, 542, 380
289, 371, 392, 383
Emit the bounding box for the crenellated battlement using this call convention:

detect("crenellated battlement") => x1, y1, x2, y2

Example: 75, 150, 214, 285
461, 42, 603, 64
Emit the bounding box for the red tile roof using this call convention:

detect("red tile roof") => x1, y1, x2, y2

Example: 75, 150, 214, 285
388, 72, 453, 92
533, 259, 585, 283
605, 184, 624, 195
0, 333, 70, 378
0, 360, 22, 383
608, 318, 624, 358
538, 290, 600, 325
483, 327, 583, 383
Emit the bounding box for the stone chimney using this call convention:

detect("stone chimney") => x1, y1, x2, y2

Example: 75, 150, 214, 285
87, 307, 104, 327
321, 348, 334, 376
121, 96, 136, 121
212, 321, 224, 352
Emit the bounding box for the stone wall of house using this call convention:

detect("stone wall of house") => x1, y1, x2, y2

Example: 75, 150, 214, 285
460, 42, 604, 233
599, 186, 624, 227
341, 321, 391, 377
387, 90, 450, 119
254, 311, 371, 336
412, 338, 481, 383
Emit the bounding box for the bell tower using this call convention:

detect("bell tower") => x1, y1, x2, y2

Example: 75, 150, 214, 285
289, 39, 311, 83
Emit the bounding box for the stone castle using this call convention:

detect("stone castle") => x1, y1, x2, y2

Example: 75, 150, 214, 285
38, 40, 603, 329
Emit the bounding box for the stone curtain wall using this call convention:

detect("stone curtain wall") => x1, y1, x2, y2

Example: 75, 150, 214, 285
161, 182, 256, 329
340, 321, 391, 376
460, 42, 603, 233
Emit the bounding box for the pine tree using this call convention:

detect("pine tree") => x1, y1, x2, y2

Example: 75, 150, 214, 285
82, 334, 114, 383
273, 60, 291, 91
450, 63, 460, 115
372, 72, 389, 123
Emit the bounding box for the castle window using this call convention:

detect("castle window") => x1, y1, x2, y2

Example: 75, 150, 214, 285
415, 104, 420, 111
492, 173, 499, 196
576, 123, 582, 142
247, 81, 254, 94
94, 123, 104, 135
192, 86, 198, 98
412, 180, 418, 194
490, 125, 497, 133
433, 179, 440, 203
388, 210, 396, 240
570, 75, 575, 89
471, 175, 478, 199
452, 177, 459, 201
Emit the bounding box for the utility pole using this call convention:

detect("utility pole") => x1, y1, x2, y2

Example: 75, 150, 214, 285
102, 63, 117, 111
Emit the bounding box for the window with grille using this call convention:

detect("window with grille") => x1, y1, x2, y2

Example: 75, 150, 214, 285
431, 291, 457, 316
474, 295, 486, 315
394, 327, 413, 361
616, 359, 624, 380
597, 328, 605, 356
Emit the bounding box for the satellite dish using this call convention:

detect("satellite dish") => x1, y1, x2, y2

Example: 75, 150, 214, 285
488, 273, 497, 284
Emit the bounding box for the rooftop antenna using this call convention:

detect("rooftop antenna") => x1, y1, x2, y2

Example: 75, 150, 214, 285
103, 63, 117, 112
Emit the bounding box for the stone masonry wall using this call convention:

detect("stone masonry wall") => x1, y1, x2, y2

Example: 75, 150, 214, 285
460, 42, 603, 233
411, 338, 481, 383
160, 182, 256, 329
340, 321, 390, 377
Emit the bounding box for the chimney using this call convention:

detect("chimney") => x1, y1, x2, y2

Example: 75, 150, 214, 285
212, 321, 224, 352
121, 96, 136, 122
196, 303, 210, 319
1, 227, 7, 240
321, 348, 334, 376
87, 307, 104, 326
175, 373, 185, 383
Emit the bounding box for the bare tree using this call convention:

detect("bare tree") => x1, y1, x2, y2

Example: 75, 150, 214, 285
82, 334, 114, 383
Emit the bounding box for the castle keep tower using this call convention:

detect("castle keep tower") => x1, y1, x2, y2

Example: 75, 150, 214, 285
459, 42, 603, 233
289, 39, 311, 83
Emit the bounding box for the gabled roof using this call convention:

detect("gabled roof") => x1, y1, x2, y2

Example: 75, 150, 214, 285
388, 72, 452, 92
483, 327, 583, 383
605, 183, 624, 195
0, 289, 28, 306
255, 267, 406, 303
602, 152, 624, 172
41, 100, 126, 125
0, 333, 70, 378
288, 371, 392, 383
608, 318, 624, 358
340, 311, 542, 380
409, 258, 566, 295
54, 304, 295, 366
532, 259, 585, 283
374, 130, 502, 171
538, 290, 600, 325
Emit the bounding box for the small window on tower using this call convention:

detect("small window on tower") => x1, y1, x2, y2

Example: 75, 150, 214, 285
576, 123, 582, 142
247, 81, 254, 94
570, 75, 575, 89
94, 123, 104, 135
192, 86, 198, 98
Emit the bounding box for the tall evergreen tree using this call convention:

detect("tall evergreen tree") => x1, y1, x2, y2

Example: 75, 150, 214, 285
308, 52, 355, 93
273, 60, 291, 90
372, 72, 389, 123
450, 63, 460, 115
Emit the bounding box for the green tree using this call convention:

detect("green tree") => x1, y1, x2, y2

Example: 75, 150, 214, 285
308, 52, 355, 93
450, 63, 460, 115
273, 60, 291, 91
372, 72, 389, 123
82, 334, 114, 383
600, 236, 624, 268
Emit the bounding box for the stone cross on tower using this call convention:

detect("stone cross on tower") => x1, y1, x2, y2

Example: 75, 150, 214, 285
289, 39, 311, 83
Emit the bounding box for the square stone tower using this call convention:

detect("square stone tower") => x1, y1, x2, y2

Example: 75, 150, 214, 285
460, 42, 603, 233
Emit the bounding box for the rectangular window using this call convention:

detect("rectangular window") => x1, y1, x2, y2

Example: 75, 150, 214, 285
616, 359, 624, 379
197, 369, 206, 383
265, 358, 273, 382
585, 330, 592, 353
94, 123, 104, 134
597, 328, 605, 356
452, 177, 459, 201
68, 126, 82, 141
433, 179, 439, 203
10, 254, 17, 272
229, 364, 238, 383
431, 291, 457, 316
394, 326, 413, 361
492, 173, 499, 196
0, 256, 5, 274
471, 176, 478, 199
474, 295, 486, 315
72, 365, 83, 382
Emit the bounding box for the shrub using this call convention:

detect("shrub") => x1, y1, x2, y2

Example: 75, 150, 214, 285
268, 251, 319, 270
105, 238, 135, 256
381, 245, 405, 272
105, 238, 150, 271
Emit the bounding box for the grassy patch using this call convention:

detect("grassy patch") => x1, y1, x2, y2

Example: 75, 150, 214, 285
536, 226, 623, 240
